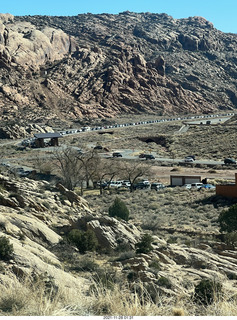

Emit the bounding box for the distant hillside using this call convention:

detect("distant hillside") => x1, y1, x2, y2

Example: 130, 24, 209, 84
0, 12, 236, 125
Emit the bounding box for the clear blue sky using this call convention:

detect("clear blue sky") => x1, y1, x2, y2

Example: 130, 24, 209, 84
1, 0, 236, 33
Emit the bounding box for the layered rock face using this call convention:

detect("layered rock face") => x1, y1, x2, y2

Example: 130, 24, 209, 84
0, 12, 236, 125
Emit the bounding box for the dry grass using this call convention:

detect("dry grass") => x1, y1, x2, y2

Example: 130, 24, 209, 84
0, 273, 91, 316
2, 273, 237, 316
85, 187, 237, 244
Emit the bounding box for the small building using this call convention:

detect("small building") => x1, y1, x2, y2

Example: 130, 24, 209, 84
216, 173, 237, 198
170, 175, 201, 186
34, 132, 62, 148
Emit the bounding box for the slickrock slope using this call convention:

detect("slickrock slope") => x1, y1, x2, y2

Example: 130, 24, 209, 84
0, 12, 236, 125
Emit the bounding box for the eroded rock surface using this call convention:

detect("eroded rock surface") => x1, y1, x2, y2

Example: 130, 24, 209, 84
0, 12, 235, 127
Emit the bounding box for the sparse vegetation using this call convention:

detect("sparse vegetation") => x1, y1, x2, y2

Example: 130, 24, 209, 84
194, 279, 222, 305
67, 229, 98, 254
0, 236, 13, 261
135, 233, 153, 254
157, 276, 172, 289
108, 197, 130, 221
218, 204, 237, 233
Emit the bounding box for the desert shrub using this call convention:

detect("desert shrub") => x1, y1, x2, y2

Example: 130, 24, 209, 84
116, 250, 135, 262
148, 258, 161, 272
127, 271, 138, 282
0, 236, 13, 260
135, 233, 153, 254
0, 293, 26, 312
91, 267, 123, 291
71, 257, 100, 272
141, 219, 159, 232
218, 204, 237, 233
194, 279, 222, 305
167, 237, 177, 244
157, 276, 172, 289
224, 231, 237, 248
67, 229, 98, 254
148, 202, 159, 210
108, 197, 129, 221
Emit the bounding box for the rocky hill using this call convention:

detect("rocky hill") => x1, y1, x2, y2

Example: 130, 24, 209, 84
0, 12, 236, 126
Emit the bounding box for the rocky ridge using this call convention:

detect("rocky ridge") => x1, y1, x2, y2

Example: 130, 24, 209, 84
0, 12, 236, 126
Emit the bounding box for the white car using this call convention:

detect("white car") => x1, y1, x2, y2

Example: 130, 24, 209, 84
141, 180, 150, 186
122, 180, 131, 188
182, 184, 192, 189
184, 157, 194, 163
109, 181, 123, 188
191, 183, 204, 189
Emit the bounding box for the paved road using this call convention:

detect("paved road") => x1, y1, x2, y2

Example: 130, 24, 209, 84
100, 149, 225, 166
0, 112, 235, 171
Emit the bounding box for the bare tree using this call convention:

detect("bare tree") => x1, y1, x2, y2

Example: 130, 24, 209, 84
52, 147, 85, 190
93, 158, 119, 195
75, 148, 102, 189
52, 147, 102, 192
33, 151, 52, 174
120, 160, 152, 192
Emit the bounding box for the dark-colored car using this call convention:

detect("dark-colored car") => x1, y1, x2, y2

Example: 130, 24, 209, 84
134, 182, 150, 190
97, 181, 108, 189
94, 145, 103, 150
113, 152, 122, 157
151, 183, 165, 190
224, 158, 236, 165
139, 153, 146, 158
145, 154, 155, 160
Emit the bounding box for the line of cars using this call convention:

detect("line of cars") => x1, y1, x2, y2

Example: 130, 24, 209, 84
59, 113, 234, 135
183, 156, 236, 165
97, 179, 165, 190
182, 182, 215, 190
0, 162, 33, 177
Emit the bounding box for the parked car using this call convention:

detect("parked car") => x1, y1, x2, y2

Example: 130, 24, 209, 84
151, 183, 165, 190
200, 184, 216, 190
134, 182, 150, 190
108, 181, 123, 188
139, 153, 146, 158
122, 180, 131, 188
182, 184, 192, 189
145, 154, 155, 160
97, 181, 108, 189
94, 145, 103, 150
224, 158, 236, 165
191, 183, 203, 189
184, 157, 194, 163
186, 155, 196, 160
141, 180, 150, 186
113, 152, 123, 157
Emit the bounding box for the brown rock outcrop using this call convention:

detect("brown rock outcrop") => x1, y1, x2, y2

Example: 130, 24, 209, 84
0, 12, 235, 127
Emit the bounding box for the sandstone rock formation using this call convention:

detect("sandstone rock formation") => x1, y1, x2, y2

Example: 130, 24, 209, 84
113, 239, 237, 299
0, 12, 235, 127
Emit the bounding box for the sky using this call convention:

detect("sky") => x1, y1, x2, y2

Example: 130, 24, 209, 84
1, 0, 236, 33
